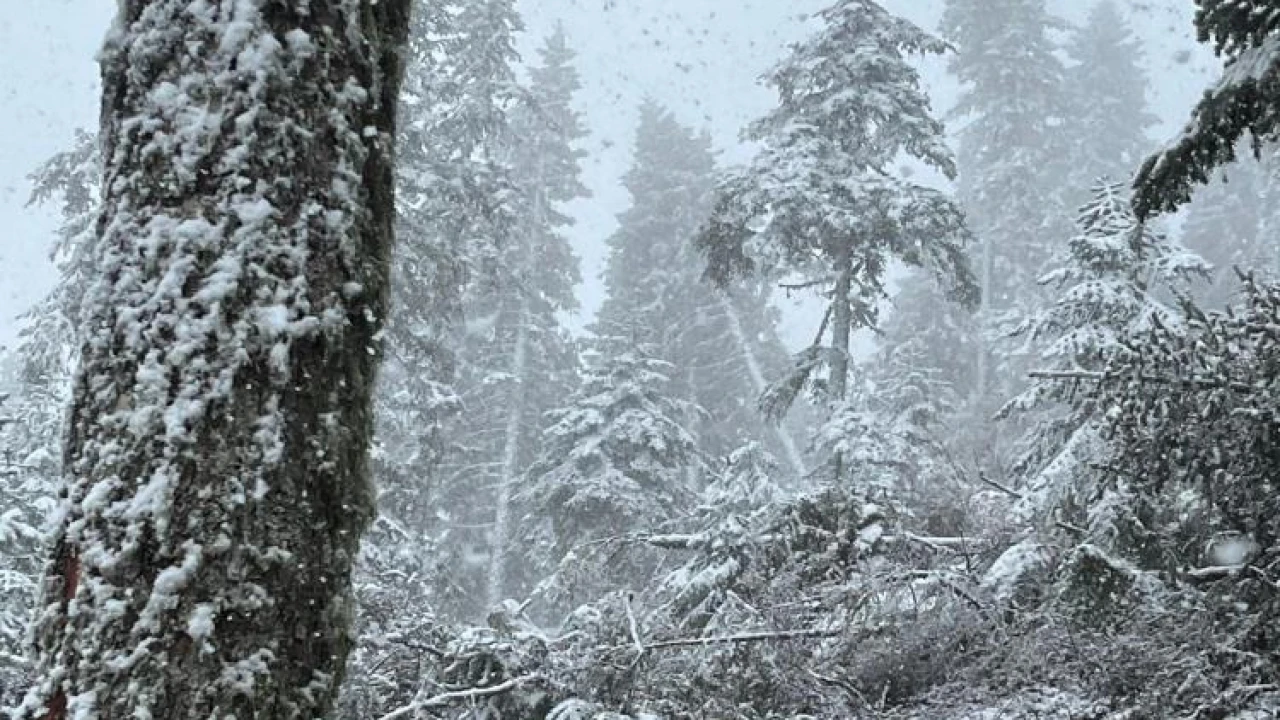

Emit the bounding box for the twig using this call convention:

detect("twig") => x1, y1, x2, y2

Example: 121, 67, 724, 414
1055, 520, 1087, 536
376, 676, 536, 720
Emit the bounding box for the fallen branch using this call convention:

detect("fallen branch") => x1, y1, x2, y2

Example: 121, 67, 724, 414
1185, 564, 1280, 590
376, 676, 536, 720
884, 534, 979, 553
977, 472, 1024, 500
634, 627, 839, 652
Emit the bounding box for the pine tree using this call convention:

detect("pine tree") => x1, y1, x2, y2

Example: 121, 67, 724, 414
441, 24, 590, 615
513, 344, 701, 618
15, 1, 410, 717
1133, 0, 1280, 218
941, 0, 1072, 401
594, 101, 806, 480
698, 0, 977, 482
1062, 0, 1159, 206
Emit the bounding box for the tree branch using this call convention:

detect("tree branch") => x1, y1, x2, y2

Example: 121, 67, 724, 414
631, 627, 839, 652
1028, 369, 1254, 394
376, 676, 537, 720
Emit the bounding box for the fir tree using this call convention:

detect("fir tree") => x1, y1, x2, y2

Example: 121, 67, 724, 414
513, 344, 701, 618
442, 24, 590, 615
942, 0, 1072, 400
0, 132, 101, 702
367, 0, 524, 620
1062, 0, 1159, 205
1007, 179, 1208, 515
594, 101, 806, 480
698, 0, 977, 482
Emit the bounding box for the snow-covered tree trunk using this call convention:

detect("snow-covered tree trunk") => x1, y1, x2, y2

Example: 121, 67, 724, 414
486, 292, 529, 609
830, 249, 854, 403
17, 2, 410, 718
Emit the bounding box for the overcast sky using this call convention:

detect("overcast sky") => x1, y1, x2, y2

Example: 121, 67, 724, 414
0, 0, 1220, 354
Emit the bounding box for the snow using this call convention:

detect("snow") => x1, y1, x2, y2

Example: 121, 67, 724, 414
982, 538, 1052, 602
186, 603, 216, 644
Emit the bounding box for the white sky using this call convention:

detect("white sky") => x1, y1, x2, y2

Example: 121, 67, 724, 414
0, 0, 1221, 354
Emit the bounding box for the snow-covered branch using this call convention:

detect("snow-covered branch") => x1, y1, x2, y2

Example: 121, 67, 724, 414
376, 676, 537, 720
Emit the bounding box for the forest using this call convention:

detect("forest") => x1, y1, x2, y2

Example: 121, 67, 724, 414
0, 0, 1277, 718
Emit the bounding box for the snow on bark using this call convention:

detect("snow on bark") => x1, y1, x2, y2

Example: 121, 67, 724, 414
487, 292, 529, 610
16, 1, 410, 718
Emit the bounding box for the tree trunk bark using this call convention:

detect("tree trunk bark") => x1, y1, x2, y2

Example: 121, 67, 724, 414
830, 249, 854, 403
18, 2, 410, 718
486, 293, 529, 610
829, 244, 854, 484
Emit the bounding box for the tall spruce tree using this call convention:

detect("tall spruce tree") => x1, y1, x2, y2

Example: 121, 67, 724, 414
1007, 179, 1208, 514
1062, 0, 1159, 205
697, 0, 977, 483
0, 132, 101, 702
444, 24, 590, 615
16, 1, 410, 717
941, 0, 1072, 402
366, 0, 523, 621
593, 101, 806, 481
513, 344, 701, 620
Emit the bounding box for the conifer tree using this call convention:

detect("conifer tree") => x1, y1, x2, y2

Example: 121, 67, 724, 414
513, 344, 701, 618
594, 101, 806, 480
942, 0, 1072, 401
698, 0, 976, 483
1008, 179, 1208, 512
442, 24, 590, 614
1062, 0, 1158, 204
0, 133, 100, 702
366, 0, 523, 622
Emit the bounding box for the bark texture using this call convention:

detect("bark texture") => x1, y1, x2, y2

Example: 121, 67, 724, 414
18, 1, 410, 718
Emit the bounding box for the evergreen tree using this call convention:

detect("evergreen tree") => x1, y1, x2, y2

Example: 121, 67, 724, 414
698, 0, 977, 482
941, 0, 1072, 401
1062, 0, 1159, 204
367, 0, 523, 618
441, 24, 590, 616
16, 0, 410, 717
1133, 0, 1280, 218
513, 345, 701, 618
1007, 179, 1208, 514
594, 101, 806, 480
0, 132, 100, 702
